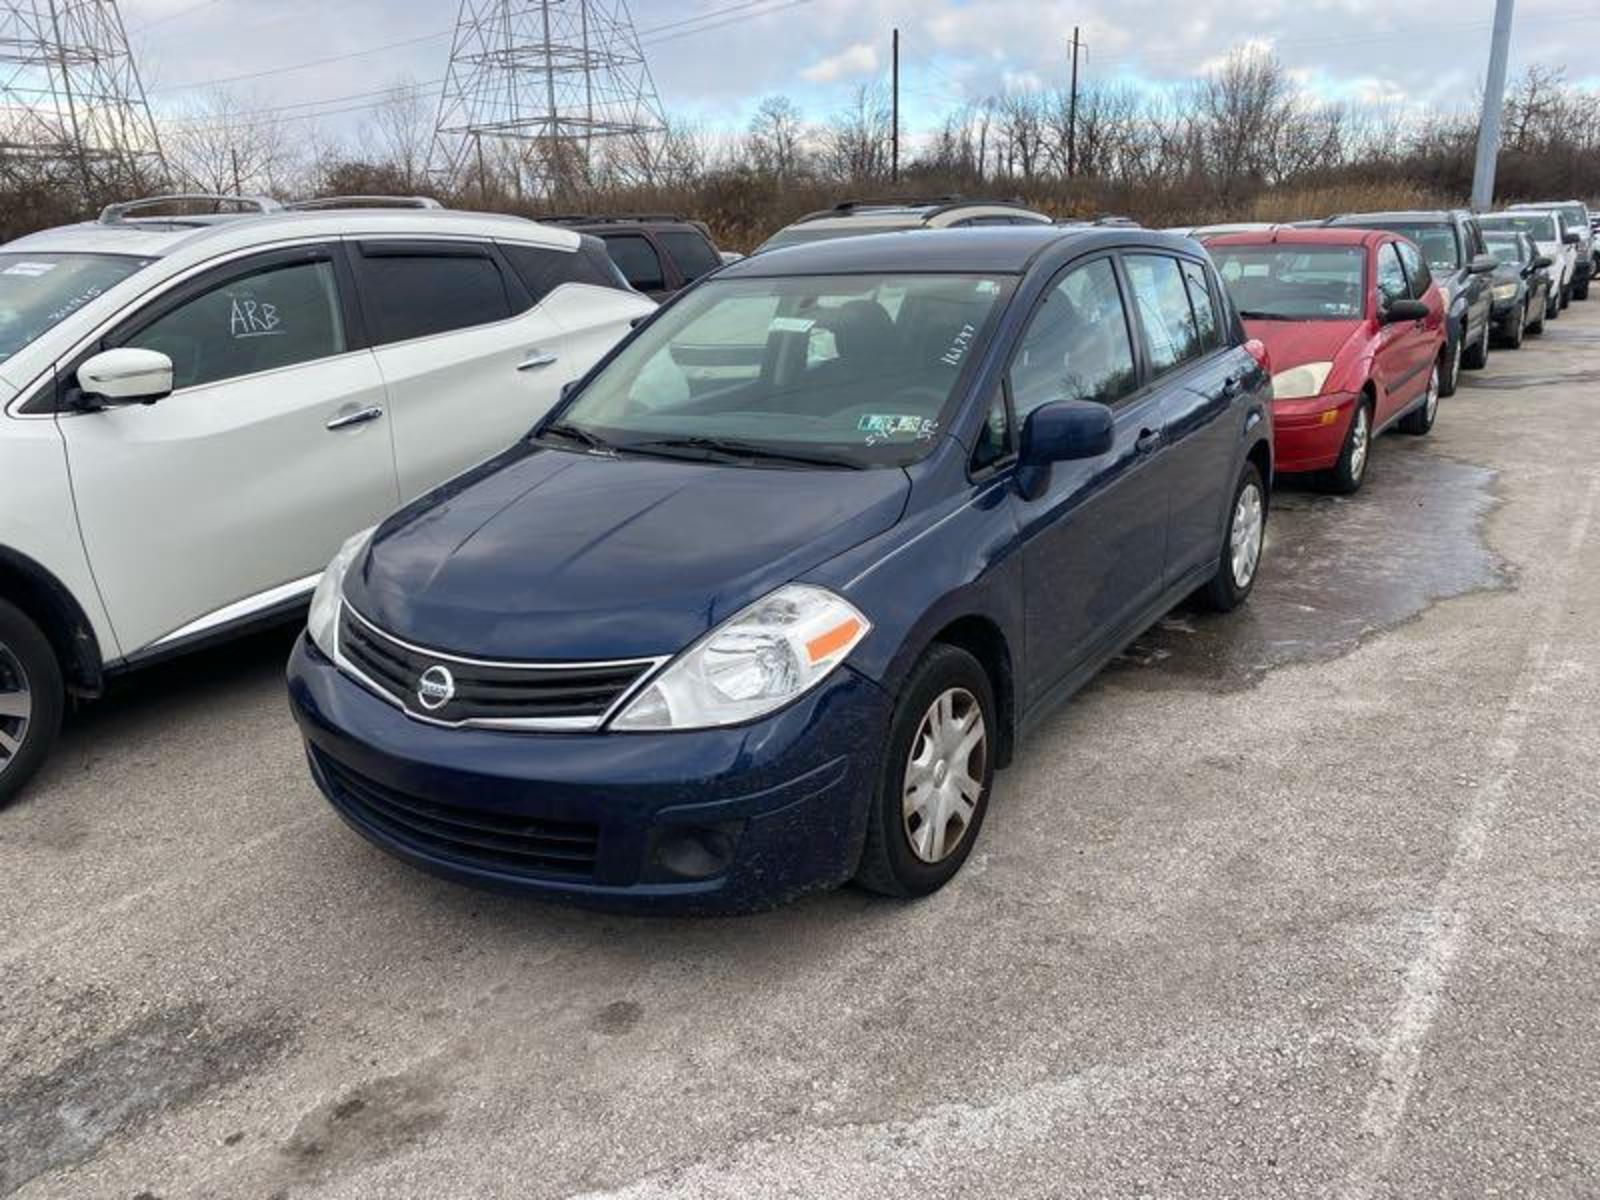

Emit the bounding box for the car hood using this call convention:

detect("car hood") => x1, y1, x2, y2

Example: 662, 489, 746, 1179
1243, 319, 1362, 373
346, 443, 910, 661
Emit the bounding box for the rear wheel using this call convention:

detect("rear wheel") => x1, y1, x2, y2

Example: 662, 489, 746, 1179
855, 644, 996, 898
1326, 399, 1373, 494
1400, 365, 1441, 435
0, 599, 64, 808
1195, 462, 1267, 612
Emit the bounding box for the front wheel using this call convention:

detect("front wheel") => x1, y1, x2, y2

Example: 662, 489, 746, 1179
1461, 318, 1490, 369
1528, 294, 1547, 335
1326, 399, 1372, 494
1575, 275, 1590, 301
1438, 329, 1462, 397
854, 644, 996, 898
0, 599, 65, 808
1560, 282, 1572, 310
1503, 302, 1525, 349
1195, 462, 1267, 612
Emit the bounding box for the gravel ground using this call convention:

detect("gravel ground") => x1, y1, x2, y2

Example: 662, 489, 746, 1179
2, 300, 1597, 1199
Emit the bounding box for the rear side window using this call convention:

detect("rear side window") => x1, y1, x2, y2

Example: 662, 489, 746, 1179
1009, 257, 1138, 416
499, 240, 618, 304
1124, 254, 1202, 375
603, 235, 666, 292
1395, 240, 1432, 297
1180, 259, 1221, 352
122, 258, 345, 390
357, 249, 511, 344
657, 230, 722, 285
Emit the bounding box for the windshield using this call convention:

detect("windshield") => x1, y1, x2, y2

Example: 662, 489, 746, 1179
0, 252, 154, 363
757, 223, 918, 252
1361, 224, 1460, 272
547, 272, 1012, 468
1209, 245, 1366, 319
1481, 213, 1557, 242
1554, 204, 1587, 233
1484, 233, 1527, 266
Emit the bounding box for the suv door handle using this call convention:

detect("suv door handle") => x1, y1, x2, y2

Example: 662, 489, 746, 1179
1135, 428, 1163, 454
325, 405, 384, 431
1221, 374, 1241, 396
518, 349, 559, 371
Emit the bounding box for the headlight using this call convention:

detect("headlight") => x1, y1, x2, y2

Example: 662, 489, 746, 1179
611, 583, 870, 731
306, 527, 375, 658
1270, 361, 1333, 400
1491, 283, 1519, 301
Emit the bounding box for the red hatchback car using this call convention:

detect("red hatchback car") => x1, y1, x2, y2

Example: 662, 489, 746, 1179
1206, 228, 1447, 492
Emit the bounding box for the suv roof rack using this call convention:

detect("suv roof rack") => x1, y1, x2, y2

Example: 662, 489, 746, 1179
535, 212, 690, 225
98, 193, 283, 225
284, 195, 444, 211
794, 195, 1032, 226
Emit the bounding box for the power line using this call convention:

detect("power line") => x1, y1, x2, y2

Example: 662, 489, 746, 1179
150, 28, 454, 92
127, 0, 226, 34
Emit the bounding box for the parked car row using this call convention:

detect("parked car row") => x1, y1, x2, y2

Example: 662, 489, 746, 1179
0, 189, 1585, 914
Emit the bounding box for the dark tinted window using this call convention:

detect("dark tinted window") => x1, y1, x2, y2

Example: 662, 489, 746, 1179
1180, 259, 1220, 351
1377, 244, 1408, 306
123, 258, 345, 390
359, 250, 511, 343
1395, 240, 1432, 296
1010, 257, 1138, 416
657, 229, 722, 284
1125, 253, 1202, 375
603, 235, 665, 291
499, 240, 617, 303
957, 215, 1018, 227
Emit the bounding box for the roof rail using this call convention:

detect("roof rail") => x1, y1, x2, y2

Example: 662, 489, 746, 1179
285, 195, 444, 211
98, 193, 283, 225
830, 194, 965, 212
535, 212, 689, 225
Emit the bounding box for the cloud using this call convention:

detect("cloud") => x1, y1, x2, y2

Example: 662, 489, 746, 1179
801, 42, 879, 84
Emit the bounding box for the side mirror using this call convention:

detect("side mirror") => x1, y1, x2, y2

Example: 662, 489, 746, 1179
1016, 399, 1113, 499
1562, 230, 1581, 245
1380, 297, 1429, 324
1533, 254, 1554, 270
1468, 253, 1498, 275
75, 348, 174, 407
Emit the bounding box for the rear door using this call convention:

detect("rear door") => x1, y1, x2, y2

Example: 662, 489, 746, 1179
58, 244, 400, 656
1011, 253, 1168, 704
351, 239, 571, 501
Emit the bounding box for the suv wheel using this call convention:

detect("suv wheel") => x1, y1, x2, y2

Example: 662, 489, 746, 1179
855, 644, 996, 898
0, 599, 64, 808
1196, 462, 1268, 611
1575, 274, 1590, 301
1438, 329, 1462, 397
1462, 319, 1490, 369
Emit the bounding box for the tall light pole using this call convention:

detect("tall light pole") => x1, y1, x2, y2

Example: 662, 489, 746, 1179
1470, 0, 1515, 210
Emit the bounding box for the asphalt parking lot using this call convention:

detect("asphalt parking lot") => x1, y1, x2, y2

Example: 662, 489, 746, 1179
3, 303, 1598, 1199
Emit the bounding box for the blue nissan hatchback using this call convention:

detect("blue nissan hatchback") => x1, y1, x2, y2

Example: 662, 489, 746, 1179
289, 227, 1272, 912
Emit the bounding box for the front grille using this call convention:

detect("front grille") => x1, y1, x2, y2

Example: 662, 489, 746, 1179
338, 606, 656, 728
316, 751, 600, 879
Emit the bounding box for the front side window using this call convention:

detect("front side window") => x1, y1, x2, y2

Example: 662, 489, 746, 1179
604, 235, 666, 291
1124, 254, 1202, 374
359, 250, 510, 344
0, 252, 153, 364
1395, 240, 1432, 296
657, 230, 722, 285
1377, 244, 1408, 306
551, 272, 1011, 468
123, 258, 345, 391
1211, 245, 1367, 320
1009, 258, 1137, 417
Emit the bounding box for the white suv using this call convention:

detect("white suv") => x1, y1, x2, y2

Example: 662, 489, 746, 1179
0, 194, 653, 801
755, 197, 1052, 252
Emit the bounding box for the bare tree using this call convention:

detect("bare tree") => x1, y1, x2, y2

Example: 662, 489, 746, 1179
747, 95, 807, 179
164, 89, 300, 196
820, 85, 893, 184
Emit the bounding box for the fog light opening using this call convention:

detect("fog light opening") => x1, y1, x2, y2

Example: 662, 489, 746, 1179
648, 822, 742, 881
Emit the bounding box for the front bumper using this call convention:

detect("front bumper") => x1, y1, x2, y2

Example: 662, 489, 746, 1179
1270, 391, 1358, 474
1491, 295, 1524, 326
288, 635, 892, 913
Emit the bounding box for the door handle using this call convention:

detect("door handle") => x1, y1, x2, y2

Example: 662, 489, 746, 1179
325, 405, 384, 431
1135, 428, 1163, 455
1222, 374, 1241, 396
518, 349, 559, 371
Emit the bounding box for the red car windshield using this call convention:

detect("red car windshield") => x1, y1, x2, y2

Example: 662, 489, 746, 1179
1211, 245, 1366, 321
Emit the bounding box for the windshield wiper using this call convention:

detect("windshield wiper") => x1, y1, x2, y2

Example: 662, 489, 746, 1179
620, 435, 865, 470
1236, 309, 1298, 321
536, 421, 612, 453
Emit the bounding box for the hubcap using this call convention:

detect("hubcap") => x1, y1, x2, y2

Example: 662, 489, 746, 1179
1451, 336, 1462, 380
0, 641, 32, 777
1349, 405, 1371, 481
1230, 481, 1265, 589
1425, 366, 1440, 423
902, 687, 987, 864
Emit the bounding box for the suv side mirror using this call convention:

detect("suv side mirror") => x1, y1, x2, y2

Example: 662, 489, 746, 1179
1467, 253, 1498, 275
1562, 230, 1581, 246
1380, 297, 1429, 324
75, 348, 174, 407
1017, 399, 1114, 499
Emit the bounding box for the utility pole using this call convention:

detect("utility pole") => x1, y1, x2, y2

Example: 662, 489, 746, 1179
891, 27, 900, 184
1471, 0, 1515, 210
1067, 25, 1081, 178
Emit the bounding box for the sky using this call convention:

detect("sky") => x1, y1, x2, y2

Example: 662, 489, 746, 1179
119, 0, 1598, 147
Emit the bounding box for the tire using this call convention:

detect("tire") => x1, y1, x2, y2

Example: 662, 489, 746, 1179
1195, 462, 1268, 612
1546, 287, 1561, 321
1461, 318, 1490, 369
0, 598, 65, 809
1437, 328, 1462, 397
854, 644, 996, 898
1575, 276, 1590, 301
1528, 293, 1547, 335
1400, 364, 1441, 435
1503, 302, 1525, 349
1325, 398, 1373, 495
1560, 283, 1571, 310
